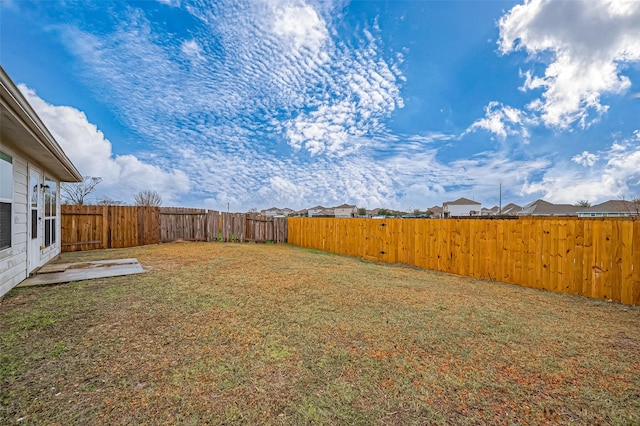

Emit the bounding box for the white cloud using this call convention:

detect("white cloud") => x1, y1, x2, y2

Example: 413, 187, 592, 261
572, 151, 599, 167
282, 23, 405, 156
20, 85, 190, 205
181, 40, 205, 63
523, 132, 640, 203
56, 0, 404, 162
522, 172, 621, 204
466, 101, 533, 139
156, 0, 180, 7
499, 0, 640, 128
272, 3, 328, 54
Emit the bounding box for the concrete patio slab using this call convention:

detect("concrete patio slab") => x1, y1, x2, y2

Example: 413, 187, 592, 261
17, 258, 145, 287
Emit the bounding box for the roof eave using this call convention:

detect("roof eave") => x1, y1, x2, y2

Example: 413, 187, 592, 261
1, 66, 82, 182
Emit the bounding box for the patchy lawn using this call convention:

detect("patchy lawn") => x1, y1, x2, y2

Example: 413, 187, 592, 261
1, 242, 639, 425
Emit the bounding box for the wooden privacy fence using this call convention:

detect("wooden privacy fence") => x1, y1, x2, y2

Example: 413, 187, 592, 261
159, 209, 287, 243
61, 205, 287, 251
287, 217, 640, 306
61, 205, 159, 251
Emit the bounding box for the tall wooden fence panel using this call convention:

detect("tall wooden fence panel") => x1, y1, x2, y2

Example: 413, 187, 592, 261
245, 214, 288, 243
157, 209, 287, 243
62, 205, 159, 251
138, 207, 160, 246
287, 217, 640, 305
220, 212, 245, 242
61, 205, 109, 251
159, 207, 209, 242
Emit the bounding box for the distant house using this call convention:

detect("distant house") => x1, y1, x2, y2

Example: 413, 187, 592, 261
1, 66, 83, 297
500, 203, 522, 216
365, 208, 378, 217
442, 197, 481, 217
307, 205, 326, 217
577, 200, 640, 217
315, 208, 335, 217
292, 209, 308, 217
481, 203, 521, 216
333, 203, 357, 218
261, 207, 282, 217
517, 199, 579, 216
426, 205, 443, 218
481, 206, 499, 216
260, 207, 293, 217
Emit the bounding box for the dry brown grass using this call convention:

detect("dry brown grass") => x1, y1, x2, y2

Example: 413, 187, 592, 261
1, 242, 639, 425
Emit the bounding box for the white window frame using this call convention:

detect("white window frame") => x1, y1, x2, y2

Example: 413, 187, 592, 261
0, 151, 13, 251
43, 176, 58, 249
0, 151, 12, 252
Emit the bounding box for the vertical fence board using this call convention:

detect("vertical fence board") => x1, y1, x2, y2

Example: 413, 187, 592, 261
562, 220, 574, 294
573, 220, 585, 296
632, 221, 640, 305
620, 221, 634, 304
608, 220, 620, 302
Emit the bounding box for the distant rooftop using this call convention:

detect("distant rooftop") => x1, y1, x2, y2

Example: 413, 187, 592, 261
443, 197, 481, 206
519, 199, 579, 216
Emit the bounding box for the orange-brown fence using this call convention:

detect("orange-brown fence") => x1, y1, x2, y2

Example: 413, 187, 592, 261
61, 205, 159, 251
287, 217, 640, 305
62, 205, 287, 251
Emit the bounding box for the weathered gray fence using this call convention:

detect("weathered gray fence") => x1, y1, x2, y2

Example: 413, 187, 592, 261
159, 208, 287, 243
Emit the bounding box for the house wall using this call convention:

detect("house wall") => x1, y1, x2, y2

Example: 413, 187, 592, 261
0, 143, 62, 298
334, 207, 355, 218
446, 204, 480, 217
578, 212, 636, 218
0, 146, 28, 297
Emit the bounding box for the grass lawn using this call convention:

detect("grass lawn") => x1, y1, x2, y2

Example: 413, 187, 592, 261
1, 242, 639, 425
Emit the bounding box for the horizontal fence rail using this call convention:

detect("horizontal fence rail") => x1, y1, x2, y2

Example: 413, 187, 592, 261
61, 205, 286, 252
287, 217, 640, 306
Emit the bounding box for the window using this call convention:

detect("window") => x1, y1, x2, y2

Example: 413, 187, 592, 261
30, 173, 39, 239
43, 177, 57, 248
0, 152, 12, 250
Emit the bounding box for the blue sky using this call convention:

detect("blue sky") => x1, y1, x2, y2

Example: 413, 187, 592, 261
2, 0, 639, 211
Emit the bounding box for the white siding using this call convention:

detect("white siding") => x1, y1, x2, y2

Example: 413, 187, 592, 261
308, 208, 320, 217
0, 146, 63, 298
446, 204, 480, 217
0, 149, 28, 296
334, 207, 356, 218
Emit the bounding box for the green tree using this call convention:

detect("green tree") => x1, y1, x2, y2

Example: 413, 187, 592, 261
575, 200, 591, 207
357, 207, 367, 217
